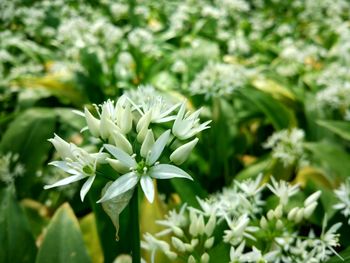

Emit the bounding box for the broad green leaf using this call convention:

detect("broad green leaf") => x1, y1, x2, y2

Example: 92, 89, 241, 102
80, 213, 104, 263
235, 157, 270, 181
208, 243, 230, 263
238, 88, 296, 130
317, 120, 350, 141
252, 77, 296, 101
305, 142, 350, 179
36, 203, 91, 263
0, 186, 37, 263
0, 108, 55, 176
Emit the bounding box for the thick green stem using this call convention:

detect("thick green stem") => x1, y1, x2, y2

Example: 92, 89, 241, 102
130, 186, 140, 263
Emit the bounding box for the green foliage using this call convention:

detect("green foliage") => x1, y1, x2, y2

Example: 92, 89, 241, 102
36, 203, 91, 263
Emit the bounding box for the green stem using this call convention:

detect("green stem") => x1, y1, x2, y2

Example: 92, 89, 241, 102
130, 186, 141, 263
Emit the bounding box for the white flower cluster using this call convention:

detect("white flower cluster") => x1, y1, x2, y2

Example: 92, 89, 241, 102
190, 62, 253, 99
263, 128, 307, 167
334, 178, 350, 224
316, 83, 350, 118
45, 89, 210, 204
0, 152, 25, 184
142, 175, 342, 263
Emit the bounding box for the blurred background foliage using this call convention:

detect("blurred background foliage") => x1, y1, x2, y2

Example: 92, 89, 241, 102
1, 0, 350, 262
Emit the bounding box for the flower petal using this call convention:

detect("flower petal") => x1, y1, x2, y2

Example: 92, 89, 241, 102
104, 144, 136, 168
146, 130, 171, 165
140, 176, 155, 203
97, 172, 138, 203
80, 175, 96, 201
49, 161, 80, 175
149, 164, 193, 180
44, 174, 86, 189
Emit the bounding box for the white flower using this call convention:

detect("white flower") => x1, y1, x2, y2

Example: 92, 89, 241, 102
172, 102, 211, 140
156, 204, 188, 237
223, 214, 259, 245
141, 233, 177, 263
263, 128, 306, 167
267, 177, 299, 205
45, 134, 106, 201
98, 130, 193, 204
334, 179, 350, 224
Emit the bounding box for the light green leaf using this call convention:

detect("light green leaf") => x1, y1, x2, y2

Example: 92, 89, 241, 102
36, 203, 91, 263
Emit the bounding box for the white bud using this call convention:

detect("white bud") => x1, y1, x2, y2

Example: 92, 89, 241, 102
110, 130, 133, 154
173, 226, 184, 237
165, 251, 177, 260
172, 237, 186, 252
188, 255, 196, 263
304, 191, 321, 207
184, 243, 194, 252
48, 134, 73, 159
119, 103, 133, 134
274, 204, 283, 219
295, 208, 304, 223
204, 237, 215, 249
100, 105, 111, 139
267, 209, 275, 220
84, 108, 100, 137
288, 207, 298, 221
304, 201, 318, 218
260, 216, 268, 229
276, 219, 284, 230
140, 129, 155, 158
137, 123, 149, 143
189, 216, 199, 237
205, 213, 216, 236
197, 214, 205, 235
107, 158, 130, 174
201, 253, 210, 263
170, 138, 199, 165
191, 239, 199, 247
136, 111, 151, 132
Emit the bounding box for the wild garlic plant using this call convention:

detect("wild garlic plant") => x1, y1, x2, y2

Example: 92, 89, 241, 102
142, 175, 342, 263
44, 90, 210, 262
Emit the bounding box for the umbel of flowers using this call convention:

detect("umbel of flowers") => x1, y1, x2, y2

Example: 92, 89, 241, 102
45, 93, 210, 202
44, 89, 211, 262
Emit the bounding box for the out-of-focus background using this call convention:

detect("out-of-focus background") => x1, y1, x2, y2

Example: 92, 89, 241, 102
1, 0, 350, 262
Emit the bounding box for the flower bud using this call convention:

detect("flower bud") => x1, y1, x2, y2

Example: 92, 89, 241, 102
140, 129, 155, 158
100, 105, 111, 139
172, 237, 186, 252
173, 226, 184, 237
188, 255, 196, 263
201, 253, 210, 263
119, 103, 133, 134
260, 216, 268, 229
170, 138, 199, 165
274, 204, 283, 219
304, 201, 318, 218
267, 209, 274, 220
107, 158, 130, 174
137, 123, 149, 143
205, 213, 216, 236
84, 108, 100, 138
276, 219, 284, 230
197, 214, 205, 235
204, 237, 215, 249
48, 134, 73, 159
288, 207, 298, 221
295, 208, 304, 223
304, 190, 321, 207
136, 111, 151, 133
110, 130, 133, 154
165, 251, 177, 260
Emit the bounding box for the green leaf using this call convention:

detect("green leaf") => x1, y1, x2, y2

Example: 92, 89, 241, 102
0, 108, 56, 175
80, 214, 104, 263
305, 141, 350, 179
0, 186, 37, 263
208, 242, 230, 262
317, 120, 350, 141
36, 203, 91, 263
238, 88, 296, 130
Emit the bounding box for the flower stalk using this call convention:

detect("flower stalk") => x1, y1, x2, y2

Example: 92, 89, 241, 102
130, 186, 141, 263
